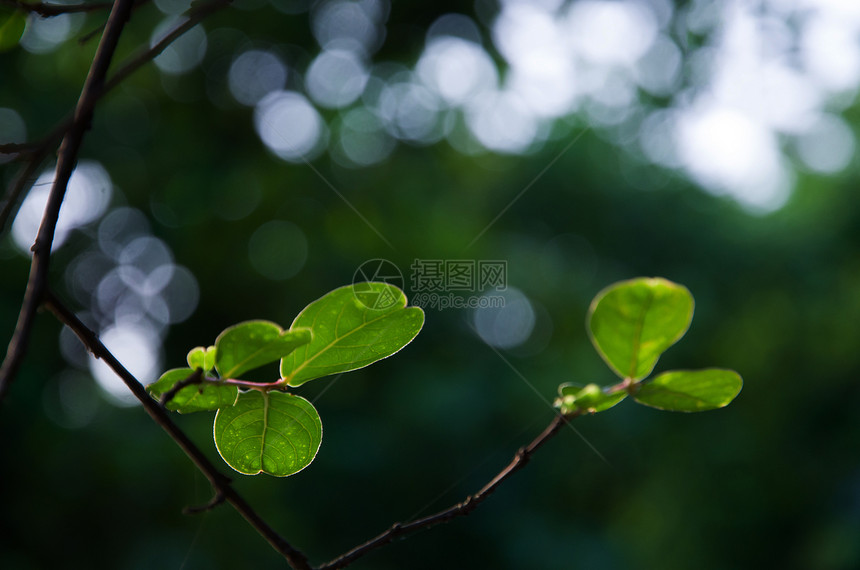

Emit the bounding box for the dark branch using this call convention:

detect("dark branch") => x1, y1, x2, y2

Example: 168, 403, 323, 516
42, 291, 313, 570
0, 0, 233, 400
316, 411, 579, 570
76, 0, 153, 46
0, 150, 50, 233
0, 113, 79, 235
0, 0, 112, 17
0, 141, 42, 155
0, 0, 137, 404
103, 0, 232, 93
0, 0, 231, 238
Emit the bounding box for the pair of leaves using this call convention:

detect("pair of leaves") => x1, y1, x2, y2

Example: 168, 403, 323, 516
150, 369, 320, 476
148, 283, 424, 476
558, 278, 742, 414
147, 322, 312, 414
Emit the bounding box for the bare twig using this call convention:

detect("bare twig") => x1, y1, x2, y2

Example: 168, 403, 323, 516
0, 0, 112, 17
104, 0, 232, 93
0, 114, 78, 235
0, 142, 42, 155
42, 291, 313, 570
0, 0, 231, 238
76, 0, 153, 47
75, 0, 173, 47
315, 411, 579, 570
0, 150, 50, 233
0, 0, 233, 399
0, 0, 138, 404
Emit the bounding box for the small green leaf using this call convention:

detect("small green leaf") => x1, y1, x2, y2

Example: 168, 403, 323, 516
556, 382, 627, 414
213, 391, 322, 477
215, 321, 311, 379
0, 8, 26, 53
146, 368, 238, 413
280, 283, 424, 386
633, 369, 743, 412
187, 345, 217, 372
588, 277, 693, 380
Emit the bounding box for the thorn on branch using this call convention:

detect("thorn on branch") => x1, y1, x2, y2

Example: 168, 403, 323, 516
183, 491, 226, 515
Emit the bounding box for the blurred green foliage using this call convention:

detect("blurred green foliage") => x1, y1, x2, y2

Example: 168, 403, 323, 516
2, 1, 860, 570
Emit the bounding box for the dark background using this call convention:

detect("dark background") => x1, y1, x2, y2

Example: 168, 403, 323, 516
2, 1, 859, 569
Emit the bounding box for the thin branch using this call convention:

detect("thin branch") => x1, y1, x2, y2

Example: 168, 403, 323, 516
0, 0, 233, 399
76, 0, 155, 47
0, 149, 50, 233
0, 0, 112, 17
42, 291, 313, 570
0, 0, 231, 237
316, 410, 580, 570
0, 141, 42, 155
0, 114, 76, 235
217, 376, 285, 390
0, 0, 137, 404
77, 22, 107, 45
103, 0, 232, 93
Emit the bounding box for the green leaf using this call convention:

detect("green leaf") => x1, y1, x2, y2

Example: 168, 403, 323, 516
215, 321, 311, 379
280, 283, 424, 386
146, 368, 238, 413
633, 369, 743, 412
588, 277, 693, 380
0, 8, 26, 53
213, 391, 322, 477
556, 382, 627, 414
186, 345, 216, 372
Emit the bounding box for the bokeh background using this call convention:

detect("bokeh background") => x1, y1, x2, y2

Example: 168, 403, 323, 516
2, 0, 860, 568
